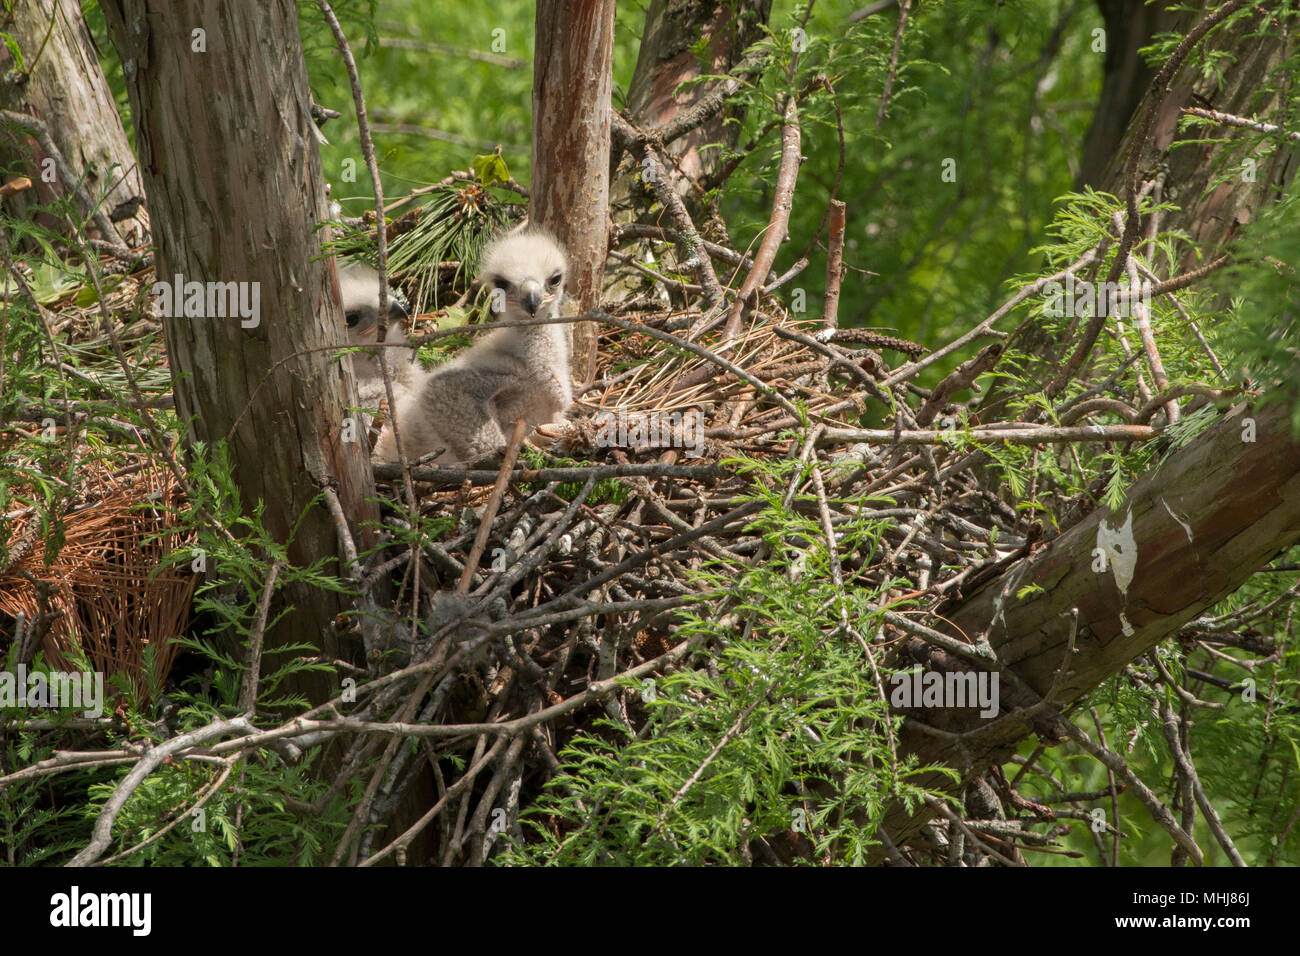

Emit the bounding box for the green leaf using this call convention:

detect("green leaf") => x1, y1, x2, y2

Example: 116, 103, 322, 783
73, 284, 101, 307
28, 261, 84, 304
472, 151, 510, 187
439, 305, 472, 329
0, 33, 24, 72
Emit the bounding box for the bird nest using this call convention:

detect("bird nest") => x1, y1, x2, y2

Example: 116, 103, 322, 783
5, 258, 1073, 866
365, 299, 1019, 695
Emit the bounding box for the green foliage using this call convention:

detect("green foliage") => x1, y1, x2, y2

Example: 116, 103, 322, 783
80, 746, 354, 866
327, 177, 513, 314
157, 441, 349, 713
1221, 193, 1300, 431
516, 447, 629, 505
0, 31, 25, 73
0, 771, 83, 865
306, 0, 536, 198
0, 643, 107, 864
51, 440, 367, 865
504, 458, 953, 865
5, 0, 1295, 868
1025, 571, 1300, 866
471, 149, 511, 187
978, 183, 1247, 512
732, 1, 1103, 385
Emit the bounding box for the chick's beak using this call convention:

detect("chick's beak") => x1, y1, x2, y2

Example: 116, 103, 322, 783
521, 281, 543, 316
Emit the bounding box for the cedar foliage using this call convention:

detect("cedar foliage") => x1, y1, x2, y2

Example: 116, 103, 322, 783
0, 0, 1297, 867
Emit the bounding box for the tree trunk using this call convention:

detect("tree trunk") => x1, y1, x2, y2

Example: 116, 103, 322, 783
980, 2, 1295, 424
626, 0, 771, 185
99, 0, 378, 705
1092, 6, 1298, 266
1075, 0, 1180, 189
870, 397, 1300, 859
0, 0, 148, 244
531, 0, 616, 385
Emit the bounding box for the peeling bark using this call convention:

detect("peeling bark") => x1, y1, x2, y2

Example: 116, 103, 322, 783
0, 0, 147, 243
871, 399, 1300, 859
626, 0, 772, 183
100, 0, 378, 705
531, 0, 616, 384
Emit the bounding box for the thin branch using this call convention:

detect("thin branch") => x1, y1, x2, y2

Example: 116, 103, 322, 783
818, 423, 1161, 445
457, 419, 528, 594
1060, 717, 1203, 866
721, 96, 802, 342
68, 718, 256, 866
0, 110, 125, 248
876, 0, 913, 130
823, 200, 847, 329
611, 113, 724, 310
1182, 105, 1300, 141
238, 559, 284, 713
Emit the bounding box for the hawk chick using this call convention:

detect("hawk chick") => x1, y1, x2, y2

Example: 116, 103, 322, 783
337, 261, 413, 417
373, 227, 573, 465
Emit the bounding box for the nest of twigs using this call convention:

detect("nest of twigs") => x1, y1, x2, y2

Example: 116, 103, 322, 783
3, 223, 1100, 866
339, 271, 1056, 864
365, 289, 1019, 696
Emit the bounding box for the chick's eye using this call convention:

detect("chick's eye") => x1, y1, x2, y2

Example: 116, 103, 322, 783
547, 271, 563, 289
345, 311, 362, 329
492, 277, 510, 292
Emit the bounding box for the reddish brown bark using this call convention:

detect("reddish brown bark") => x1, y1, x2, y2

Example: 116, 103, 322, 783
626, 0, 772, 183
531, 0, 616, 384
